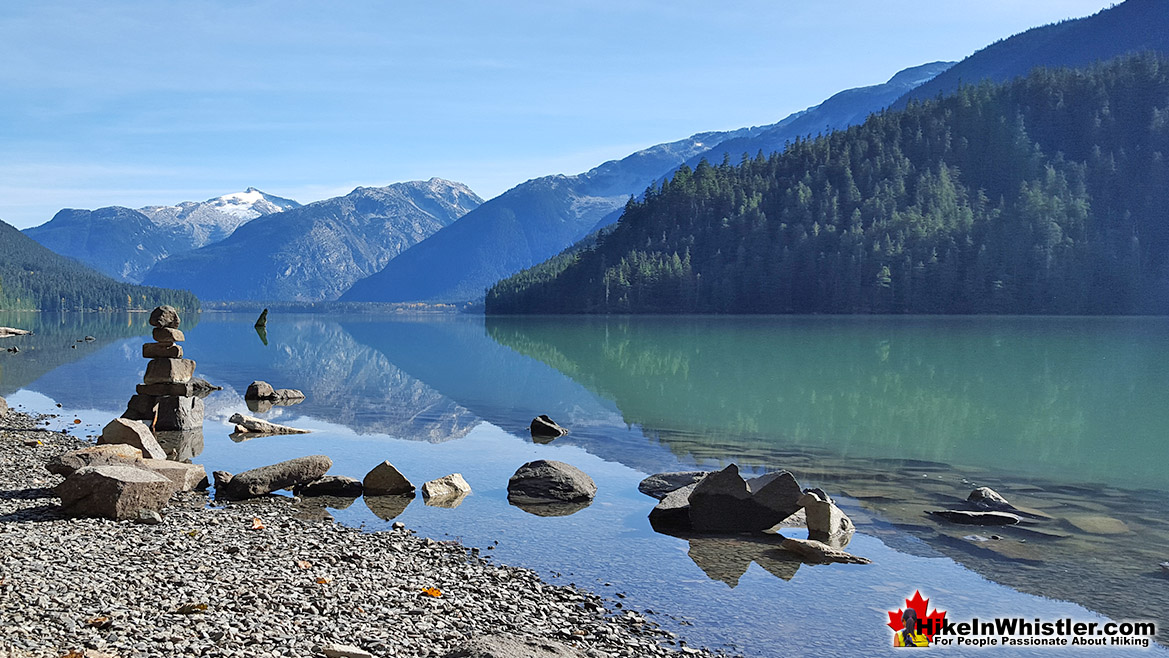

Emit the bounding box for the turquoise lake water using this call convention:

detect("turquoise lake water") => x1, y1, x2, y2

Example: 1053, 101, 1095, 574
1, 311, 1166, 656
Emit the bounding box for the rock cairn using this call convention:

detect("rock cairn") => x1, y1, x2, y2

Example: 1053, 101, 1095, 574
121, 305, 204, 432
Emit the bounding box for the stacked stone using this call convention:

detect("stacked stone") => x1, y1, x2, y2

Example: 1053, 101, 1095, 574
121, 306, 204, 431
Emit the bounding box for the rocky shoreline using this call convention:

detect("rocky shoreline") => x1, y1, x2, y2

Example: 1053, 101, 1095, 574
0, 412, 724, 658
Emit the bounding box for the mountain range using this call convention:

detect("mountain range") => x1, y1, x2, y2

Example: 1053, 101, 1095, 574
23, 189, 298, 283
19, 0, 1166, 309
340, 61, 954, 304
142, 179, 481, 301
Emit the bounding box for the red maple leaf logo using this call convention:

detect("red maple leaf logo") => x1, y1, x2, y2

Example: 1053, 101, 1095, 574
888, 590, 947, 641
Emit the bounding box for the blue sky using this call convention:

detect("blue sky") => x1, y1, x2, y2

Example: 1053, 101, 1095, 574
0, 0, 1117, 228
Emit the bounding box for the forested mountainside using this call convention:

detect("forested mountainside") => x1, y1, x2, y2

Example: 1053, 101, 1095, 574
487, 54, 1169, 315
0, 220, 199, 311
898, 0, 1169, 108
341, 63, 950, 304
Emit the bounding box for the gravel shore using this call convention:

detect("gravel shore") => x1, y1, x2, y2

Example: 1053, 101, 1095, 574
0, 412, 721, 658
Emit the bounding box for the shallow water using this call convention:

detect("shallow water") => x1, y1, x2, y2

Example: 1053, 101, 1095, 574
2, 311, 1166, 656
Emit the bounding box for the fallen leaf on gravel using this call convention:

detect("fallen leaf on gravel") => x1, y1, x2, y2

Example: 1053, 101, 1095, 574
174, 603, 208, 614
296, 560, 312, 569
185, 529, 198, 537
250, 518, 265, 530
85, 616, 111, 628
420, 587, 442, 598
60, 651, 84, 658
315, 576, 333, 585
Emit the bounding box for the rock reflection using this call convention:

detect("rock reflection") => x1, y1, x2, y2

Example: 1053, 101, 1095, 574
424, 492, 469, 509
155, 429, 204, 462
682, 535, 802, 587
509, 499, 592, 517
294, 495, 357, 522
245, 397, 304, 414
364, 494, 414, 520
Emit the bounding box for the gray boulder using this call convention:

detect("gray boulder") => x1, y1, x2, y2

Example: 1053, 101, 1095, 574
155, 395, 203, 431
637, 471, 707, 500
968, 486, 1014, 511
422, 473, 472, 500
529, 415, 568, 439
799, 490, 855, 544
121, 393, 158, 423
507, 460, 595, 504
152, 327, 185, 342
363, 461, 415, 495
445, 633, 588, 658
148, 305, 181, 328
688, 464, 803, 533
216, 455, 332, 500
143, 358, 196, 385
930, 510, 1021, 526
245, 381, 305, 401
228, 413, 310, 435
295, 475, 363, 498
46, 444, 144, 477
142, 342, 182, 359
98, 418, 166, 460
648, 482, 698, 529
56, 465, 175, 520
245, 380, 276, 399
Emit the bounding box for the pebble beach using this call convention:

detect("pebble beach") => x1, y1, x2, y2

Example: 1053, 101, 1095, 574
0, 411, 721, 658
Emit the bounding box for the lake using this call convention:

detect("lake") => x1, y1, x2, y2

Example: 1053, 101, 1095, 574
2, 311, 1167, 656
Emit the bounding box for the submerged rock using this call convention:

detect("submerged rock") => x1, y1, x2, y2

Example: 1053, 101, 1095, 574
779, 537, 871, 565
1064, 514, 1130, 535
637, 471, 707, 500
930, 510, 1021, 526
507, 460, 595, 504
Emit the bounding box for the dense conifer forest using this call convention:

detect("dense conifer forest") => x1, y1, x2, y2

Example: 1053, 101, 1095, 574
487, 54, 1169, 315
0, 221, 200, 312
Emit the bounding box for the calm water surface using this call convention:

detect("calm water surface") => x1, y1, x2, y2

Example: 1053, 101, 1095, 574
2, 311, 1166, 657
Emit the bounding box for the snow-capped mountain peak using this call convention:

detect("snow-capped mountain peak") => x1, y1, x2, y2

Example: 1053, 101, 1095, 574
205, 188, 301, 219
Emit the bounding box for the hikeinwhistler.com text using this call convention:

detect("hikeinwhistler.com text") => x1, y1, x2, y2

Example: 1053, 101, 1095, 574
920, 617, 1156, 648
